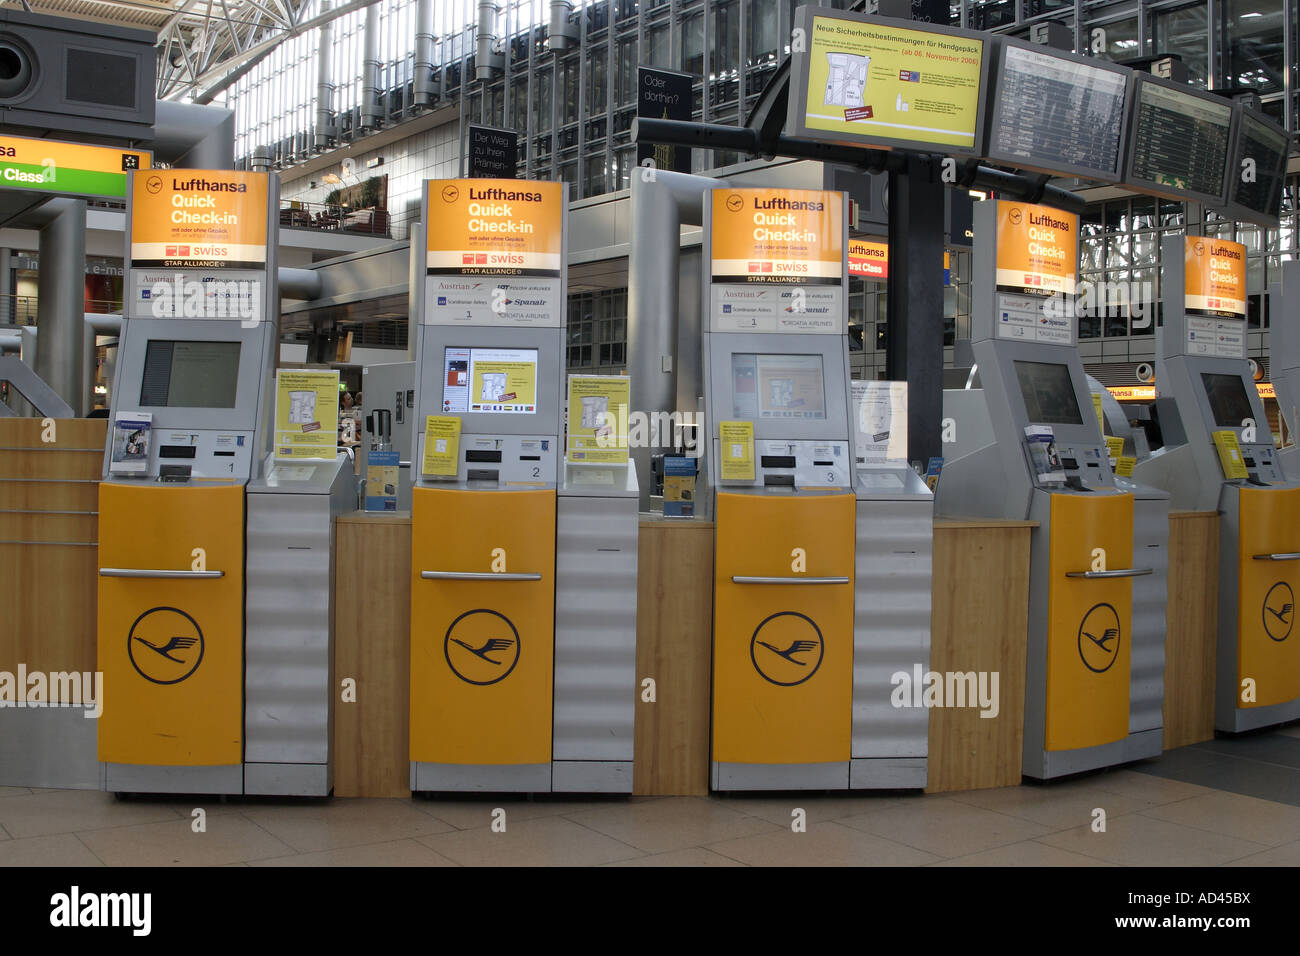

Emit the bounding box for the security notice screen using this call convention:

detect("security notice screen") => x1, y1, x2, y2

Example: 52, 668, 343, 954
794, 9, 986, 154
442, 346, 538, 414
731, 353, 827, 421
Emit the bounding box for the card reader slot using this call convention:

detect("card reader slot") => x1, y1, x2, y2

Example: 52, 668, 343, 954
467, 469, 499, 482
465, 450, 503, 463
812, 460, 834, 467
213, 451, 235, 457
519, 455, 541, 461
760, 455, 796, 469
763, 474, 796, 487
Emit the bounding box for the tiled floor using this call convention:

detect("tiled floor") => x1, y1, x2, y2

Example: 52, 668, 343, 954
2, 730, 1299, 866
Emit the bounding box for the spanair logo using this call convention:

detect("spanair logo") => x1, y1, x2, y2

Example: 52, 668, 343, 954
1263, 581, 1294, 642
127, 607, 204, 684
442, 184, 460, 204
444, 609, 520, 685
750, 611, 824, 686
1078, 602, 1121, 673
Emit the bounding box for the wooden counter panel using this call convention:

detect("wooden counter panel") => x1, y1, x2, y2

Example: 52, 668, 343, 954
634, 520, 715, 796
927, 524, 1031, 793
1164, 511, 1218, 750
333, 518, 412, 797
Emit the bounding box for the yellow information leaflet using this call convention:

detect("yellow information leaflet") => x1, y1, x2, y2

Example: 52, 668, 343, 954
567, 374, 630, 464
0, 134, 150, 199
1213, 430, 1249, 479
799, 12, 986, 152
274, 370, 339, 460
1106, 436, 1125, 460
422, 416, 462, 477
719, 421, 755, 481
1092, 393, 1105, 433
1115, 456, 1136, 477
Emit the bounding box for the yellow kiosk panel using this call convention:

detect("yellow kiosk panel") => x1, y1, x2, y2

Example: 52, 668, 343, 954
1236, 486, 1300, 708
1044, 492, 1134, 751
713, 491, 855, 765
97, 482, 245, 765
410, 486, 556, 765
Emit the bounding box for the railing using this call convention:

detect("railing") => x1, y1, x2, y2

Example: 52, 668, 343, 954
0, 296, 121, 327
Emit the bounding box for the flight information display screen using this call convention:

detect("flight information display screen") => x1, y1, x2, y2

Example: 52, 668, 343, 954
988, 41, 1129, 181
1227, 110, 1289, 224
139, 340, 241, 408
1015, 360, 1083, 426
1201, 372, 1255, 428
731, 353, 827, 421
1127, 76, 1233, 203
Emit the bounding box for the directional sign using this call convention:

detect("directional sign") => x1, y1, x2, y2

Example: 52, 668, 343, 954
0, 134, 150, 200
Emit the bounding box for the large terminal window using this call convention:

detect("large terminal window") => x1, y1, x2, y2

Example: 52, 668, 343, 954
140, 340, 240, 408
1014, 360, 1084, 426
731, 353, 827, 421
443, 346, 539, 414
1201, 372, 1255, 428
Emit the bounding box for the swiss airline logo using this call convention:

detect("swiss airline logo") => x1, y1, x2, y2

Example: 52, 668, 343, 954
179, 246, 190, 256
462, 253, 475, 264
476, 253, 488, 264
761, 262, 773, 273
748, 261, 760, 273
165, 246, 177, 256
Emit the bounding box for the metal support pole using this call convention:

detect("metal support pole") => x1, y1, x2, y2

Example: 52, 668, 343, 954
34, 198, 86, 415
886, 153, 944, 469
0, 247, 10, 326
628, 169, 722, 510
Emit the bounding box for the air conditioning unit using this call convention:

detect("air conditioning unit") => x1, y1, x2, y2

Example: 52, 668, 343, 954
0, 8, 155, 143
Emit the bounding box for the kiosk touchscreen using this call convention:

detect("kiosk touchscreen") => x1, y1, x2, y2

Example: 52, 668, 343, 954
703, 187, 933, 791
408, 179, 637, 793
935, 200, 1169, 779
1131, 239, 1300, 731
98, 171, 351, 795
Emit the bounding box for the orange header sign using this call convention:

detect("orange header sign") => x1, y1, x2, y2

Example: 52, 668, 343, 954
848, 239, 888, 280
711, 188, 843, 284
994, 200, 1077, 295
426, 178, 563, 277
130, 170, 269, 269
1185, 237, 1246, 316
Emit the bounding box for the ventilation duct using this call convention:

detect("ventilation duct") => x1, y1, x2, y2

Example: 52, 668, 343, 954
413, 0, 439, 107
548, 1, 577, 52
475, 1, 503, 81
360, 2, 383, 129
314, 0, 336, 149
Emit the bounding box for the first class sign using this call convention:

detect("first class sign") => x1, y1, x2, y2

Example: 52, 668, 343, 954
426, 178, 563, 277
130, 170, 269, 269
0, 134, 150, 200
710, 188, 844, 284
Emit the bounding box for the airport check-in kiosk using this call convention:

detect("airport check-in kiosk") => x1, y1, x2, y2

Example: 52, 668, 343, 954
98, 171, 350, 795
936, 201, 1168, 779
409, 179, 637, 793
1132, 238, 1300, 731
1271, 262, 1300, 478
703, 187, 933, 791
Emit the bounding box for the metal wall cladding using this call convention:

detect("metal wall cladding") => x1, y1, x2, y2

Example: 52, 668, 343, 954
852, 499, 933, 760
1130, 496, 1170, 736
244, 492, 333, 765
553, 496, 638, 762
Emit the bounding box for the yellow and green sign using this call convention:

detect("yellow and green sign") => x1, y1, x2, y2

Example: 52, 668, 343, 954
274, 369, 340, 461
567, 374, 630, 465
0, 134, 150, 200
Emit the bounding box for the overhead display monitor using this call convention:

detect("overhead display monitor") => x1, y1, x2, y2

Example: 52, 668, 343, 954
1014, 360, 1084, 426
1201, 372, 1255, 428
731, 353, 827, 421
442, 346, 538, 414
139, 340, 241, 408
986, 39, 1131, 183
787, 7, 989, 156
1217, 108, 1290, 228
1125, 73, 1234, 205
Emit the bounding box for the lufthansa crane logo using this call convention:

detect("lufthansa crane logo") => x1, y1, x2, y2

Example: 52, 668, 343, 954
145, 175, 164, 195
127, 607, 204, 684
444, 608, 521, 685
1077, 602, 1121, 673
1008, 207, 1022, 225
725, 193, 744, 213
750, 611, 824, 686
1263, 582, 1294, 642
441, 184, 460, 204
